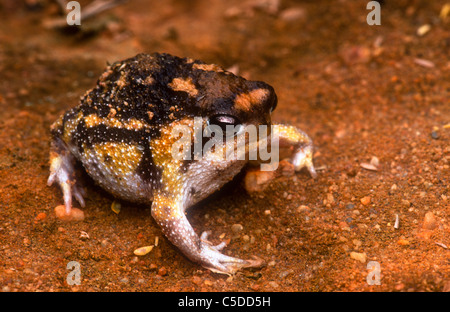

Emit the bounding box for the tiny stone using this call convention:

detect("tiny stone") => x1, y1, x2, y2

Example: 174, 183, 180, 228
34, 212, 47, 221
231, 224, 244, 233
79, 231, 89, 240
401, 199, 411, 207
54, 205, 85, 221
133, 245, 154, 256
297, 205, 310, 213
370, 156, 379, 167
422, 212, 437, 230
279, 7, 306, 22
192, 276, 202, 285
360, 196, 371, 206
350, 251, 367, 263
346, 203, 355, 209
431, 131, 440, 139
279, 269, 294, 279
157, 266, 168, 276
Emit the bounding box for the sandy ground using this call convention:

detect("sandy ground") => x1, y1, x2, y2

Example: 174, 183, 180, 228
0, 0, 448, 292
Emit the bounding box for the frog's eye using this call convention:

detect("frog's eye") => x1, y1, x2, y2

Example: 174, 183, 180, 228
208, 114, 242, 137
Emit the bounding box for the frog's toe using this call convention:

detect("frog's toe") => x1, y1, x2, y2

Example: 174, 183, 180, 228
199, 240, 264, 275
73, 184, 86, 208
292, 146, 317, 178
48, 140, 86, 214
200, 231, 227, 251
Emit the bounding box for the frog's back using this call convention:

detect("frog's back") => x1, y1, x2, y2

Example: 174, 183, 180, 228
49, 53, 197, 202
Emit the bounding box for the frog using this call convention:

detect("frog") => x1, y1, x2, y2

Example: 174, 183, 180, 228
47, 52, 317, 274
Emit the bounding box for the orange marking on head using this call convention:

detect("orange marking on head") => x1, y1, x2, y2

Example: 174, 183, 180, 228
234, 88, 270, 111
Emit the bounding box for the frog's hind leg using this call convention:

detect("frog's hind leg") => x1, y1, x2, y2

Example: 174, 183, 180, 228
48, 138, 86, 214
151, 193, 263, 274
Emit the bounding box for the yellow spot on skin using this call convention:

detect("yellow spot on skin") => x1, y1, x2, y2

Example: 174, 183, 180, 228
84, 114, 146, 130
151, 193, 184, 220
168, 77, 198, 97
151, 118, 195, 196
192, 63, 224, 72
63, 111, 83, 142
84, 114, 102, 128
91, 142, 143, 175
234, 89, 270, 111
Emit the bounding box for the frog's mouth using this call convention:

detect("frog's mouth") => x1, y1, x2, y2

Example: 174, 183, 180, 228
201, 123, 279, 170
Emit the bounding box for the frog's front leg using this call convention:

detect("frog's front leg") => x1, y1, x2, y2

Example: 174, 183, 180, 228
272, 124, 317, 178
151, 192, 263, 274
48, 138, 86, 214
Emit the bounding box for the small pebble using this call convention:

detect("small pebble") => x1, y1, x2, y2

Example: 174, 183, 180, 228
133, 245, 154, 256
422, 212, 437, 230
79, 231, 89, 240
297, 205, 310, 213
401, 199, 411, 208
430, 131, 440, 140
231, 224, 244, 233
416, 24, 431, 36
279, 7, 306, 22
54, 205, 85, 221
360, 196, 371, 206
397, 238, 410, 246
414, 58, 435, 68
279, 269, 294, 279
360, 163, 378, 171
34, 212, 47, 222
192, 275, 202, 285
370, 156, 379, 167
350, 252, 367, 263
158, 266, 168, 276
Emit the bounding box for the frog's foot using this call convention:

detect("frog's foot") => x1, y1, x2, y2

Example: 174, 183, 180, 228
199, 231, 264, 274
274, 124, 317, 178
48, 139, 86, 215
292, 144, 317, 178
151, 196, 264, 275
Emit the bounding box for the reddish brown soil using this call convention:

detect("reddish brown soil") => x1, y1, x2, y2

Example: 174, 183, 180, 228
0, 0, 448, 292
